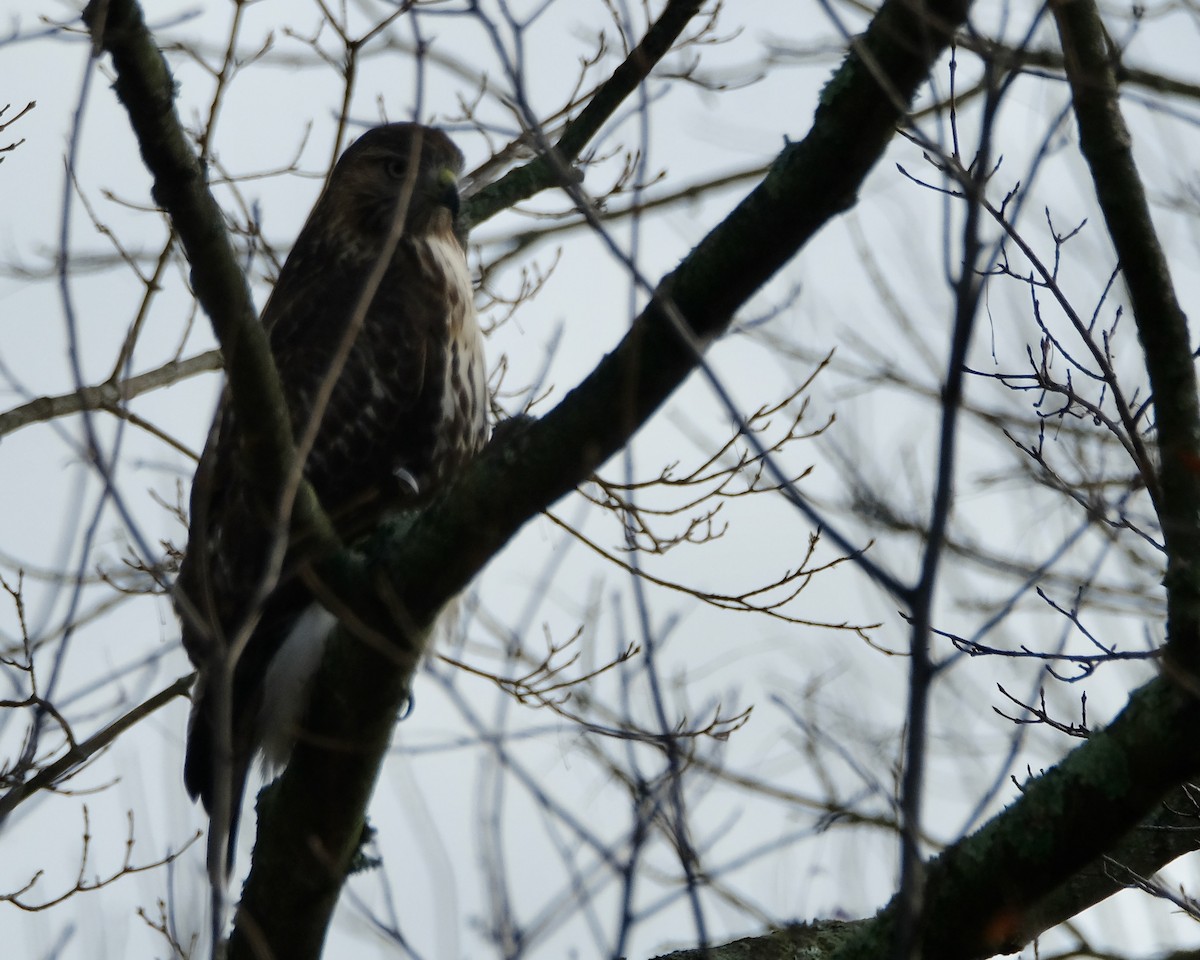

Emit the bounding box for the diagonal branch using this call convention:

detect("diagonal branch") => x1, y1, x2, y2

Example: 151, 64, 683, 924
230, 0, 974, 955
0, 350, 221, 441
0, 674, 194, 820
826, 675, 1200, 959
81, 0, 336, 556
658, 769, 1200, 959
462, 0, 708, 231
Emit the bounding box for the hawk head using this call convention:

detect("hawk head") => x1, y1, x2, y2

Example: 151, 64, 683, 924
318, 122, 465, 252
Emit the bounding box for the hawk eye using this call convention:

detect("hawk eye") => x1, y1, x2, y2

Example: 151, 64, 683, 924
384, 158, 409, 181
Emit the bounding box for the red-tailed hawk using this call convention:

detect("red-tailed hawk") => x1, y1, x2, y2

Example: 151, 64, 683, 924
175, 123, 487, 869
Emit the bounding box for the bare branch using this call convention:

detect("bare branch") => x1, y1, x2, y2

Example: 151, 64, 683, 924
0, 350, 221, 441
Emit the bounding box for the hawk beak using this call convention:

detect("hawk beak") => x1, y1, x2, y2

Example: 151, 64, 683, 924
435, 167, 460, 220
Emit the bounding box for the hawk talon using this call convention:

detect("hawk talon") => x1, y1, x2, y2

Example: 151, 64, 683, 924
393, 466, 420, 497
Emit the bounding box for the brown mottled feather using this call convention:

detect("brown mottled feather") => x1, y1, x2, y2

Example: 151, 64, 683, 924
174, 124, 487, 864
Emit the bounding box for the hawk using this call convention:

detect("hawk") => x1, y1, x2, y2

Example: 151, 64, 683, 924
175, 123, 487, 867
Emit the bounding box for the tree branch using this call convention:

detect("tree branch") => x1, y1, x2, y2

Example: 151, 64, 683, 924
658, 771, 1200, 959
824, 676, 1200, 959
0, 350, 221, 441
0, 674, 194, 820
81, 0, 335, 553
56, 1, 1200, 957
462, 0, 708, 232
229, 0, 973, 955
1051, 0, 1200, 673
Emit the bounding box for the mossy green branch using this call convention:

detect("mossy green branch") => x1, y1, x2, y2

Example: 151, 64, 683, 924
658, 763, 1200, 960
833, 676, 1200, 959
231, 0, 973, 955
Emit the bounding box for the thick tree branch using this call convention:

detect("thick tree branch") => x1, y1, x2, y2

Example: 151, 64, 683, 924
1052, 0, 1200, 673
823, 677, 1200, 959
230, 0, 973, 955
81, 0, 335, 554
654, 4, 1200, 956
1011, 776, 1200, 946
659, 774, 1200, 959
86, 1, 1200, 958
